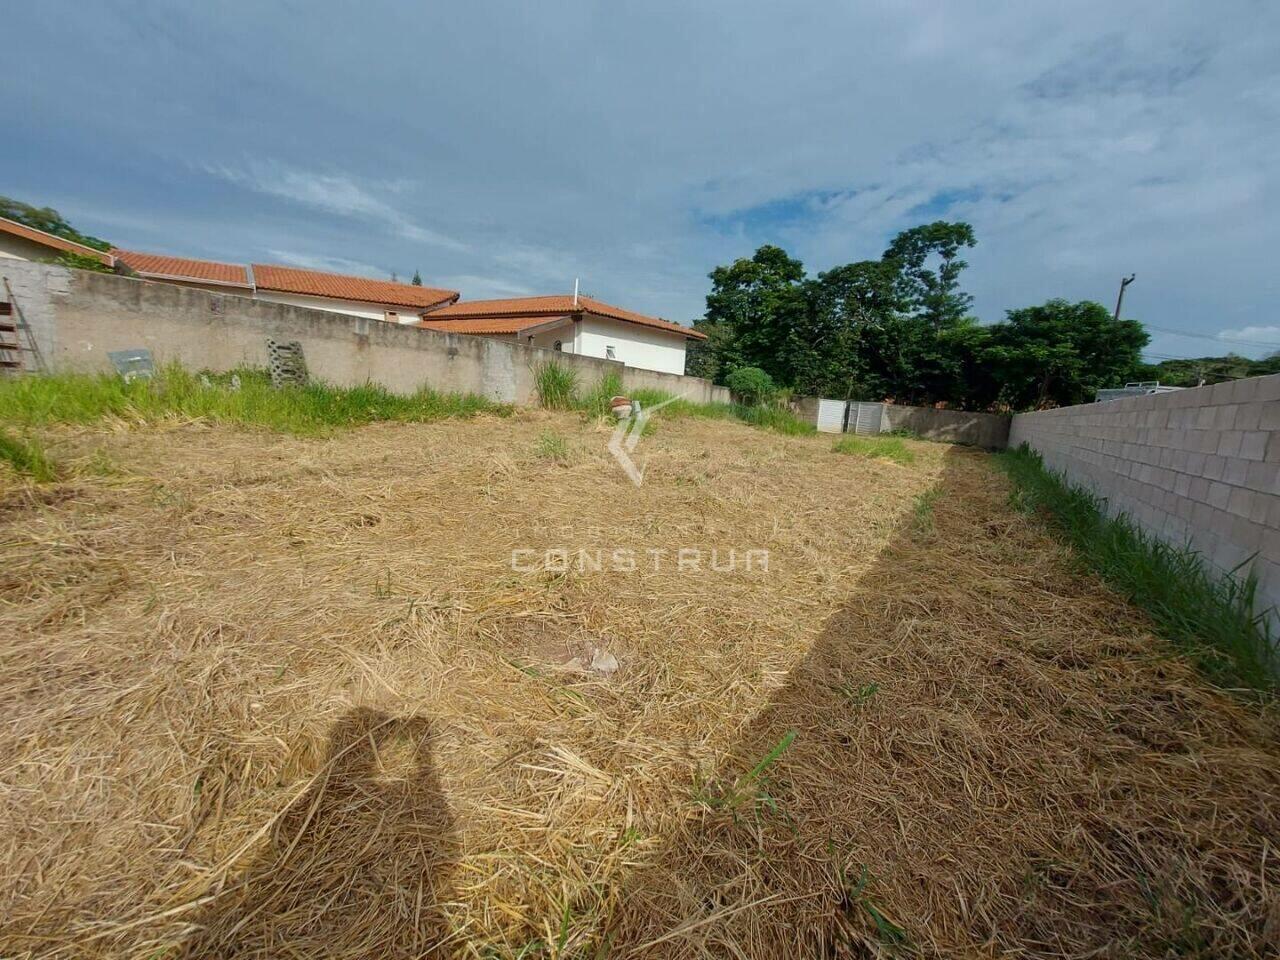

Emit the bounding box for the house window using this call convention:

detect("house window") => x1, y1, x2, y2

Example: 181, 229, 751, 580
605, 345, 616, 360
553, 340, 562, 351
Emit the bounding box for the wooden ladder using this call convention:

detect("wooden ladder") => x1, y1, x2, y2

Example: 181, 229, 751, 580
0, 277, 46, 375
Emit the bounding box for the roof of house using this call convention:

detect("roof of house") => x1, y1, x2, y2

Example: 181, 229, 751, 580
422, 294, 707, 340
252, 264, 458, 310
112, 249, 250, 287
416, 314, 572, 336
0, 216, 115, 266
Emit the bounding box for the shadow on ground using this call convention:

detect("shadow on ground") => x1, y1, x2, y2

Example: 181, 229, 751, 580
178, 708, 457, 959
597, 445, 1280, 957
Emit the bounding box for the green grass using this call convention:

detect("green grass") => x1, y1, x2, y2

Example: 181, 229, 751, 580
0, 366, 509, 437
0, 429, 57, 482
535, 430, 570, 464
576, 369, 624, 418
832, 435, 916, 465
533, 361, 579, 411
997, 444, 1275, 691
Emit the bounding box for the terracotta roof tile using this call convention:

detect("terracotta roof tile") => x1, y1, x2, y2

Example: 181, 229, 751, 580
252, 264, 458, 310
416, 314, 572, 335
112, 249, 250, 286
423, 294, 706, 339
0, 217, 114, 266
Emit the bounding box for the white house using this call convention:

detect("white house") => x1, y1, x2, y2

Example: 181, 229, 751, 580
0, 216, 115, 267
418, 294, 705, 375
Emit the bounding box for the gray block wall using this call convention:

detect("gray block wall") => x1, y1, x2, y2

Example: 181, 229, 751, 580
0, 261, 729, 406
1009, 376, 1280, 627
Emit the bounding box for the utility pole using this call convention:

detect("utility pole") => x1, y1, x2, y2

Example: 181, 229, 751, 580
1114, 273, 1135, 322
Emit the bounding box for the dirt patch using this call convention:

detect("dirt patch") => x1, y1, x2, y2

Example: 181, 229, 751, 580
0, 414, 1276, 958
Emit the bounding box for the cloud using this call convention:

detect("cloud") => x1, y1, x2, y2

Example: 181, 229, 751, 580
435, 274, 536, 300
1217, 326, 1280, 349
205, 162, 467, 253
262, 249, 390, 278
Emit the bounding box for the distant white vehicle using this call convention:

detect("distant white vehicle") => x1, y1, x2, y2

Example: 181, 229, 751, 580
1096, 381, 1184, 402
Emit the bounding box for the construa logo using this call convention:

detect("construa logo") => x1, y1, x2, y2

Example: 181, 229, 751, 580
606, 393, 684, 487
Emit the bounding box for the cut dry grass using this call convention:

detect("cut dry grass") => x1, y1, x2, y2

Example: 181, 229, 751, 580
0, 418, 1276, 958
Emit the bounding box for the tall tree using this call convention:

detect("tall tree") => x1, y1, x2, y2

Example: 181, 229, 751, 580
981, 300, 1150, 409
411, 269, 423, 286
703, 245, 807, 383
882, 221, 976, 327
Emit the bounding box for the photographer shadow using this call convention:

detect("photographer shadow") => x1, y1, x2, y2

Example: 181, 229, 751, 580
179, 708, 456, 959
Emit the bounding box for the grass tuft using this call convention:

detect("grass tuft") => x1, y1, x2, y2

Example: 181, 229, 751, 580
833, 435, 915, 465
0, 366, 509, 437
997, 444, 1275, 691
535, 430, 570, 464
533, 361, 579, 411
0, 429, 57, 482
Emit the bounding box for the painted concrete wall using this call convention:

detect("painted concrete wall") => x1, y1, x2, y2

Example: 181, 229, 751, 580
575, 314, 689, 376
882, 405, 1011, 449
0, 260, 729, 406
1010, 376, 1280, 626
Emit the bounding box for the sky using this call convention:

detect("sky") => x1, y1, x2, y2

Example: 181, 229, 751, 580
6, 0, 1280, 361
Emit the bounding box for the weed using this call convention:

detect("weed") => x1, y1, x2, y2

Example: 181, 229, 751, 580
836, 862, 908, 947
534, 361, 580, 411
577, 371, 625, 418
833, 680, 879, 707
911, 487, 941, 533
997, 444, 1275, 690
693, 730, 796, 818
536, 430, 570, 464
0, 429, 57, 481
832, 435, 915, 465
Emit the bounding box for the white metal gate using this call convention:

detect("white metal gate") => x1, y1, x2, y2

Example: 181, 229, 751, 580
849, 401, 884, 435
815, 399, 847, 433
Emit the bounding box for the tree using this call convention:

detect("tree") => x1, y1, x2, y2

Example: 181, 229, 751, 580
0, 196, 111, 251
704, 245, 807, 384
882, 221, 976, 327
411, 269, 423, 286
981, 300, 1149, 409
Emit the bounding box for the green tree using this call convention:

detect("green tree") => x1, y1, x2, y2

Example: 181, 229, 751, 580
0, 196, 111, 251
704, 245, 806, 384
982, 300, 1150, 409
882, 221, 976, 327
411, 269, 423, 286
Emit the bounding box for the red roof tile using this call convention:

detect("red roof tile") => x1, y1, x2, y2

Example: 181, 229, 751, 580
415, 314, 572, 335
0, 217, 114, 266
423, 294, 706, 339
112, 249, 250, 286
252, 264, 458, 310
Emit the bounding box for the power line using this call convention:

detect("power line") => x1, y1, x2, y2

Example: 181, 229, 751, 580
1142, 323, 1280, 349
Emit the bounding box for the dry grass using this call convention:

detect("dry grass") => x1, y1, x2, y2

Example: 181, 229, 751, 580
0, 412, 1277, 958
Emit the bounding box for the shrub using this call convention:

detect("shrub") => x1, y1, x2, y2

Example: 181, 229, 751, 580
725, 366, 776, 406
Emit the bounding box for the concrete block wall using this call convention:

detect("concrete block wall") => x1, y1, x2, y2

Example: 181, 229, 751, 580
1009, 375, 1280, 626
0, 261, 729, 407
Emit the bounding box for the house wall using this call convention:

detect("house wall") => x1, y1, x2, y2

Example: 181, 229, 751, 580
134, 276, 256, 297
1009, 376, 1280, 630
523, 318, 576, 352
574, 313, 689, 376
0, 260, 730, 407
254, 289, 430, 323
0, 232, 68, 262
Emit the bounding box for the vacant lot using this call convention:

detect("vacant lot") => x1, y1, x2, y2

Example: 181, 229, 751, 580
1, 412, 1277, 958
